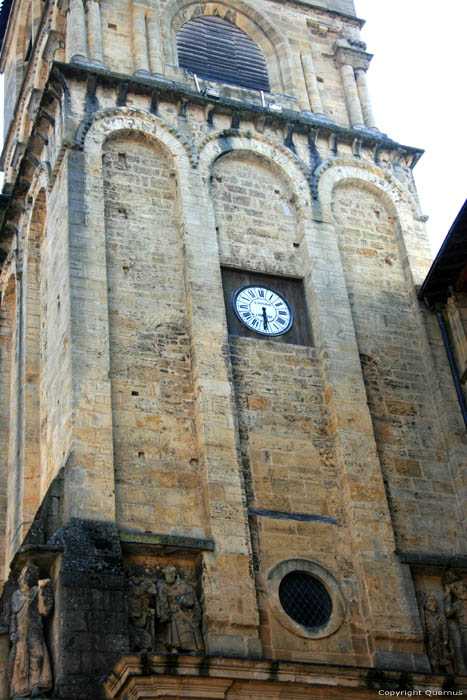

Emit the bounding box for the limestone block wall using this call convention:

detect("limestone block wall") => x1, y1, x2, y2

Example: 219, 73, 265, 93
212, 152, 300, 275
332, 185, 464, 554
230, 337, 370, 664
0, 0, 466, 679
0, 270, 16, 581
41, 164, 73, 496
0, 0, 376, 190
2, 166, 73, 570
102, 132, 205, 535
1, 57, 465, 658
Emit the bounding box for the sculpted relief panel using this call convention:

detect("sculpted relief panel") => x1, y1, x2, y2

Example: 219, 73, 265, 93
417, 568, 467, 675
128, 564, 204, 654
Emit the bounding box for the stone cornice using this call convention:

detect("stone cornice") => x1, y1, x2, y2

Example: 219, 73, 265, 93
51, 60, 423, 157
102, 653, 467, 699
119, 530, 215, 554
0, 59, 425, 251
396, 550, 467, 571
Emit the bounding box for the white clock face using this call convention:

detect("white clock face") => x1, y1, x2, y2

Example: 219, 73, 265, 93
233, 285, 293, 336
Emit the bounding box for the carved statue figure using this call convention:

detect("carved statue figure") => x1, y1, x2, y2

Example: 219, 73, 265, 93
422, 596, 454, 674
444, 569, 467, 674
377, 150, 393, 171
156, 566, 204, 653
9, 562, 53, 698
128, 576, 157, 652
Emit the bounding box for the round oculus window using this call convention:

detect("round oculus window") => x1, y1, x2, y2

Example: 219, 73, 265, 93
278, 571, 332, 630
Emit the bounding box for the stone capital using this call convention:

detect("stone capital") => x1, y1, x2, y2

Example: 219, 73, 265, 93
43, 30, 65, 62
334, 41, 373, 71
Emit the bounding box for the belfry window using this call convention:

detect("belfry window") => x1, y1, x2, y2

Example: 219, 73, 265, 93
177, 16, 270, 93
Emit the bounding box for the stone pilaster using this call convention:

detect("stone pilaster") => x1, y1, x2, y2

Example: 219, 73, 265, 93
301, 52, 325, 115
85, 0, 104, 65
339, 62, 364, 128
293, 50, 311, 112
65, 0, 87, 62
177, 165, 262, 658
147, 12, 163, 75
334, 40, 373, 129
355, 67, 377, 129
132, 3, 149, 74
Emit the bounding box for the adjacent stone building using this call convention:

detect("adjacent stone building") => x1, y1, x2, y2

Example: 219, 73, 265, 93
0, 0, 465, 697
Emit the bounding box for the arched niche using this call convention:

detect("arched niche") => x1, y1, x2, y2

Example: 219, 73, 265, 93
101, 129, 204, 536
331, 178, 462, 552
211, 149, 302, 276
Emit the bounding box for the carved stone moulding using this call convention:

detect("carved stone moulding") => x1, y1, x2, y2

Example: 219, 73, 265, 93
102, 653, 467, 700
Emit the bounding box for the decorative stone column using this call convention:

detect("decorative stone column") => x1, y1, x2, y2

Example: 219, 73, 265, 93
85, 0, 104, 65
355, 67, 378, 130
340, 62, 363, 127
65, 0, 87, 62
132, 3, 149, 74
334, 39, 375, 130
293, 50, 311, 112
301, 52, 325, 115
147, 11, 164, 75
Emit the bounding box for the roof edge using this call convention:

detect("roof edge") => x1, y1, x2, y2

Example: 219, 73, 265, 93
418, 198, 467, 303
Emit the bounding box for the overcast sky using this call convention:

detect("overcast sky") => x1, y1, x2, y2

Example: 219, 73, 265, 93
355, 0, 466, 257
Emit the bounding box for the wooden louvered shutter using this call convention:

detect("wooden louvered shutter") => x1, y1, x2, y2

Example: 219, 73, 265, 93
177, 16, 270, 93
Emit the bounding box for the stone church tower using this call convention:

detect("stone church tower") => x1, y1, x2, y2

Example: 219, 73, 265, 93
0, 0, 466, 697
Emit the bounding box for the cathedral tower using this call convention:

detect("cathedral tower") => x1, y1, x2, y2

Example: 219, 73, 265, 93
0, 0, 465, 697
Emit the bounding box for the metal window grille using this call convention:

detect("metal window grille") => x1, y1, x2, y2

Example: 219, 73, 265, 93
279, 572, 332, 629
177, 16, 270, 93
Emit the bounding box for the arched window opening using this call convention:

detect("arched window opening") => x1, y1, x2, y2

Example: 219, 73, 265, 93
177, 16, 270, 92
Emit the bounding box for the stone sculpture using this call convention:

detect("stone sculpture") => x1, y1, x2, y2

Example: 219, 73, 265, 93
9, 561, 53, 698
128, 576, 157, 652
444, 569, 467, 674
156, 566, 204, 653
422, 596, 454, 674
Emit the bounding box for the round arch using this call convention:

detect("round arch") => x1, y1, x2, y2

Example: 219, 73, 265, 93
316, 156, 431, 287
198, 130, 312, 219
316, 157, 423, 225
79, 107, 195, 173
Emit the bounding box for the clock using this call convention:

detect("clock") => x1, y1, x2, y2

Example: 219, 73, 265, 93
233, 285, 293, 336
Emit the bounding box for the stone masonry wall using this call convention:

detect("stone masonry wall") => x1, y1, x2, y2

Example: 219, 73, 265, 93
230, 337, 369, 665
102, 133, 206, 536
41, 164, 73, 499
332, 184, 463, 554
0, 274, 16, 581
212, 152, 300, 276
96, 0, 357, 127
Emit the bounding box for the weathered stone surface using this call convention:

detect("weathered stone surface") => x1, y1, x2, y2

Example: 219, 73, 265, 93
0, 0, 464, 697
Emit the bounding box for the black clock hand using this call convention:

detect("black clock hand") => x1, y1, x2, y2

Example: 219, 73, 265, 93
262, 307, 268, 330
